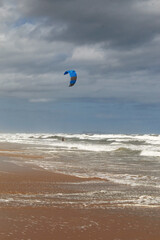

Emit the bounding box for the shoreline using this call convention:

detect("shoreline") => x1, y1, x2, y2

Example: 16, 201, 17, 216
0, 207, 160, 240
0, 142, 160, 240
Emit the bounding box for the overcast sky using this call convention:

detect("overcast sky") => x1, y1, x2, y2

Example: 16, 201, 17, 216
0, 0, 160, 133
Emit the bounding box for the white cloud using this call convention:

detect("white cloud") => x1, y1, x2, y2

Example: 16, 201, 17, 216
71, 45, 105, 62
29, 98, 52, 103
0, 0, 160, 104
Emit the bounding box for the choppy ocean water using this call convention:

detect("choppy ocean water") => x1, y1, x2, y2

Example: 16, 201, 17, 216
0, 133, 160, 209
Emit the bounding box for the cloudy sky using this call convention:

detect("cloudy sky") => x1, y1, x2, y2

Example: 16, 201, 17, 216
0, 0, 160, 133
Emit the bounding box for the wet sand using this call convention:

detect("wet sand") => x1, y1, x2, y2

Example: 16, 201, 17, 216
0, 143, 160, 240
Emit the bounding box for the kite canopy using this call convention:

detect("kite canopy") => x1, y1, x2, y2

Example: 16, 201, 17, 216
64, 70, 77, 87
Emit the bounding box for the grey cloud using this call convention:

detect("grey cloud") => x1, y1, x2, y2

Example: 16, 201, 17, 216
0, 0, 160, 104
20, 0, 160, 48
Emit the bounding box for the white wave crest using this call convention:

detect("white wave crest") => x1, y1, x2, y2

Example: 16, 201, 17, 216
141, 150, 160, 157
0, 133, 160, 154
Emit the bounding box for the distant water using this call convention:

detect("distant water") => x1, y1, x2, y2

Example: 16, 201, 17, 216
0, 133, 160, 208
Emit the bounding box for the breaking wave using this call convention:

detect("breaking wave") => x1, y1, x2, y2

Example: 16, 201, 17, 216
0, 133, 160, 157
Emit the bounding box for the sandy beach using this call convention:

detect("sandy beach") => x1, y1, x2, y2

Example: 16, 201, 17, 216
0, 142, 160, 240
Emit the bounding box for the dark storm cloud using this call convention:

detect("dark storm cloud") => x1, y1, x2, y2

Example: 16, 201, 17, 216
1, 0, 160, 104
20, 0, 160, 48
1, 0, 160, 133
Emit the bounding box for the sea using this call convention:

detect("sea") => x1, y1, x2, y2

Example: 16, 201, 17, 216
0, 133, 160, 209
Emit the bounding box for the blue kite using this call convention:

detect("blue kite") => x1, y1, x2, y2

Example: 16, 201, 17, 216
64, 70, 77, 87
